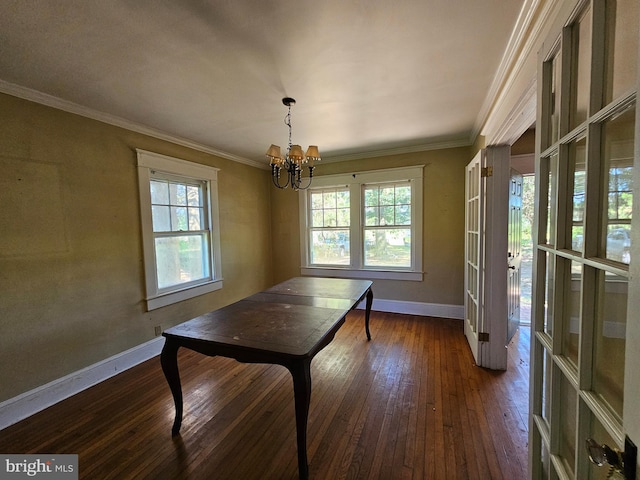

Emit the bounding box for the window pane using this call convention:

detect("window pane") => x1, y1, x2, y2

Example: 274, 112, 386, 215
558, 372, 577, 477
323, 191, 336, 209
310, 230, 350, 265
364, 187, 378, 207
187, 185, 202, 207
562, 260, 582, 367
311, 192, 323, 209
155, 234, 210, 289
381, 206, 394, 225
336, 190, 350, 208
188, 207, 202, 230
396, 204, 411, 225
547, 51, 562, 147
606, 225, 631, 263
337, 208, 350, 226
150, 180, 169, 204
365, 206, 378, 226
396, 185, 411, 204
571, 7, 592, 130
569, 137, 586, 252
170, 207, 188, 231
170, 183, 187, 206
364, 228, 411, 267
601, 106, 635, 264
543, 252, 556, 336
311, 210, 323, 227
544, 154, 558, 245
593, 270, 627, 420
541, 349, 552, 425
324, 209, 337, 227
603, 0, 639, 105
380, 186, 395, 205
152, 205, 170, 232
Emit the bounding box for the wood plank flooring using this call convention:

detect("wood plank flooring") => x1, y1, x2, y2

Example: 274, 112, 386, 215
0, 311, 530, 479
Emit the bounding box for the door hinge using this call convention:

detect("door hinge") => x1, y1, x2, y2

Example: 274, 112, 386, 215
481, 166, 493, 177
478, 332, 489, 342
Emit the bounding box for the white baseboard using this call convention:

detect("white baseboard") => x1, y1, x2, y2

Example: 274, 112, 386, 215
0, 300, 462, 431
0, 337, 164, 431
358, 298, 464, 320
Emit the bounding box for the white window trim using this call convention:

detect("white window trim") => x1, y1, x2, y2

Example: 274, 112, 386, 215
136, 149, 223, 310
299, 166, 424, 281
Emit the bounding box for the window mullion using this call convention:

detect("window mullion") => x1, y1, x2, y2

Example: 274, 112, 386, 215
351, 183, 361, 269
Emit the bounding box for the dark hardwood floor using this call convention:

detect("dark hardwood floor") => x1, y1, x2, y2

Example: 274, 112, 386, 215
0, 311, 530, 479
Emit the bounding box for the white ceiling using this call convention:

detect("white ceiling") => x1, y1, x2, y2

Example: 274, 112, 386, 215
0, 0, 527, 164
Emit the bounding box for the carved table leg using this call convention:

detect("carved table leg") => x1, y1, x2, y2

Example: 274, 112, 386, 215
160, 338, 183, 436
287, 359, 312, 480
365, 287, 373, 341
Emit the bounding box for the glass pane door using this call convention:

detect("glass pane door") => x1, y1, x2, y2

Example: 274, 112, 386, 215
531, 1, 638, 478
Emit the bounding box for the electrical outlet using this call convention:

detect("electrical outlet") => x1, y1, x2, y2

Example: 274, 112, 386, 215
154, 325, 162, 336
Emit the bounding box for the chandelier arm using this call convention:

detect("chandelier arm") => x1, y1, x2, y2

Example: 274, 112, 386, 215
293, 166, 315, 191
272, 176, 287, 189
271, 165, 290, 189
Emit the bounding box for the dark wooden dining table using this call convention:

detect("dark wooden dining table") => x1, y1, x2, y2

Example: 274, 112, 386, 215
160, 276, 374, 479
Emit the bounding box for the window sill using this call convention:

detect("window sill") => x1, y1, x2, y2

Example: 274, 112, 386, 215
146, 279, 223, 311
300, 267, 423, 281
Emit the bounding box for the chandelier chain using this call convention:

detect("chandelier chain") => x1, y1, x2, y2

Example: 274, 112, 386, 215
285, 106, 293, 154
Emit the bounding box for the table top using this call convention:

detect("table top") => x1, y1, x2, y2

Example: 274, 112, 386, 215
162, 277, 372, 358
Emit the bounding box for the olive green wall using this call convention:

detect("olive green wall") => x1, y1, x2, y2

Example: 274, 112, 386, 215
271, 147, 472, 306
0, 91, 473, 404
0, 93, 273, 402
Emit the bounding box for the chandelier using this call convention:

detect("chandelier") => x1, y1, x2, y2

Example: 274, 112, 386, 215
266, 97, 320, 190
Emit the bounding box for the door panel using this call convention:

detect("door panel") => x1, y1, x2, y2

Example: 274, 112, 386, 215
465, 147, 511, 370
464, 151, 484, 365
530, 1, 639, 478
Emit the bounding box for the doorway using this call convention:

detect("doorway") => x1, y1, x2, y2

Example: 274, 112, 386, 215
511, 130, 536, 329
520, 174, 535, 326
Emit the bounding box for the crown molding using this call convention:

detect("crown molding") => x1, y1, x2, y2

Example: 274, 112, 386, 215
1, 79, 471, 168
0, 80, 266, 170
489, 77, 537, 145
471, 0, 557, 144
321, 138, 471, 163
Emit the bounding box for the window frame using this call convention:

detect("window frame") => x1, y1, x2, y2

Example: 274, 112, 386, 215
307, 186, 352, 266
299, 166, 423, 281
136, 149, 222, 310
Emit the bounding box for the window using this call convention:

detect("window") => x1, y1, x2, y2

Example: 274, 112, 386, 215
363, 183, 412, 268
309, 187, 351, 265
299, 166, 423, 281
137, 149, 222, 310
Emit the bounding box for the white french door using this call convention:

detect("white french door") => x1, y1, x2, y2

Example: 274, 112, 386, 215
530, 0, 639, 478
465, 147, 512, 370
464, 151, 485, 365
